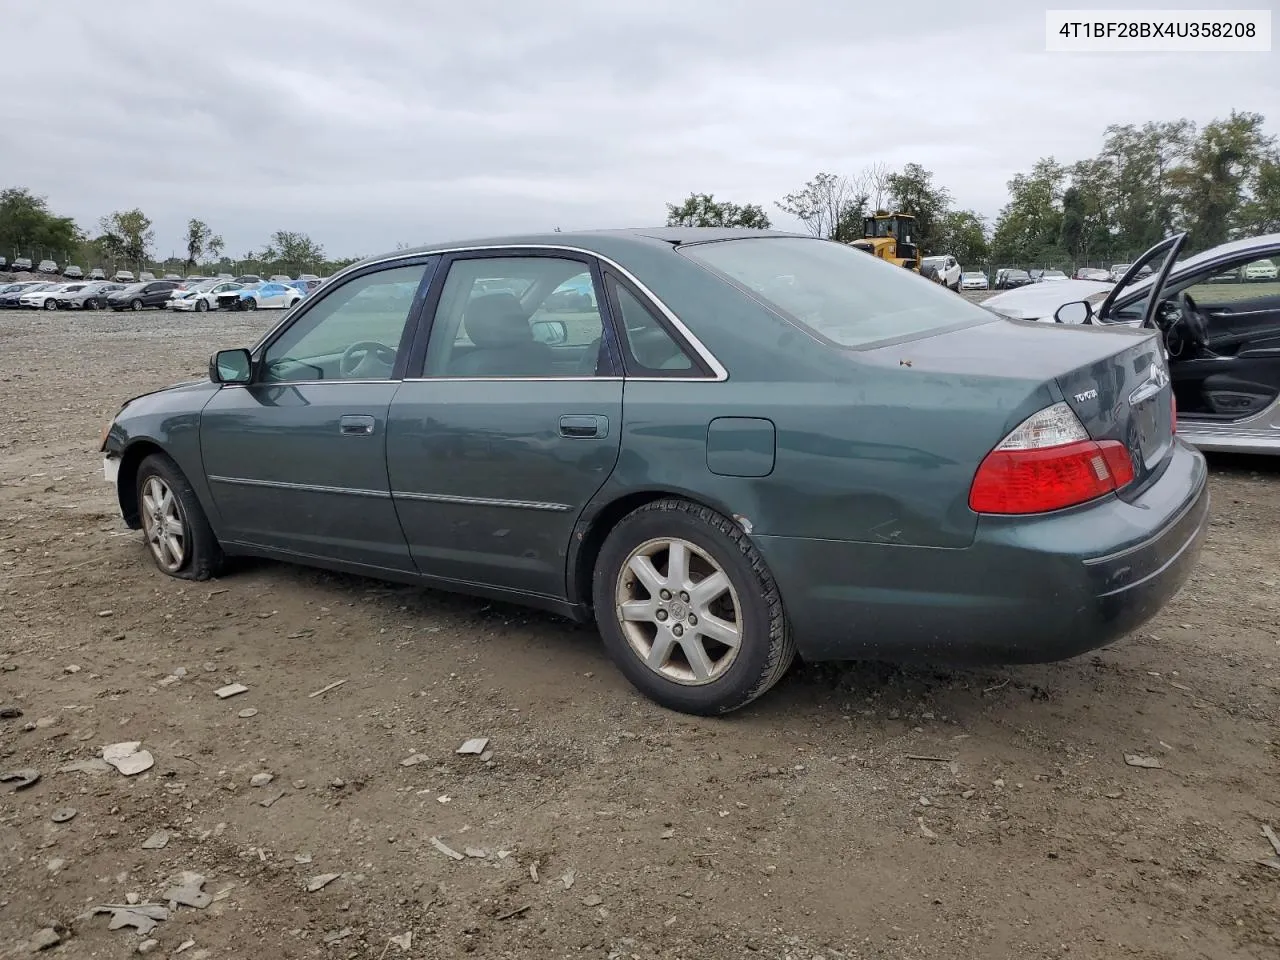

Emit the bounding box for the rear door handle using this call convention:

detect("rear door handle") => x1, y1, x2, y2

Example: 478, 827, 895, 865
559, 415, 609, 439
339, 414, 376, 436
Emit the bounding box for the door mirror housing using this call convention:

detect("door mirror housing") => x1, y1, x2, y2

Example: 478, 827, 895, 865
530, 319, 569, 346
1054, 300, 1093, 325
211, 348, 252, 384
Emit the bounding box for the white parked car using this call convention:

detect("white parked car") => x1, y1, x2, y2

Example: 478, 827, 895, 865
959, 271, 988, 290
214, 280, 305, 311
20, 282, 82, 310
113, 270, 135, 283
169, 280, 245, 312
1037, 269, 1069, 282
921, 255, 962, 291
1244, 258, 1278, 281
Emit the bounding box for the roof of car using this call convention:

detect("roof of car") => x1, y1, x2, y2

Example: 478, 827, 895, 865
365, 227, 811, 266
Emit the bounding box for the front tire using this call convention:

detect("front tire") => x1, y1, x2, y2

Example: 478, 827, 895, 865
196, 298, 208, 312
592, 498, 795, 715
243, 298, 257, 311
44, 299, 57, 311
135, 453, 224, 581
131, 299, 142, 311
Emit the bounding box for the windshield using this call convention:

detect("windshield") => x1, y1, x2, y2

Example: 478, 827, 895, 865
680, 237, 992, 348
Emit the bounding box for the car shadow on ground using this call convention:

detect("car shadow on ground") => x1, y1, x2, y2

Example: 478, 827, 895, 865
232, 553, 1089, 729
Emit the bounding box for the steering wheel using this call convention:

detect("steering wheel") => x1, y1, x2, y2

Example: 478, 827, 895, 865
339, 340, 397, 378
1174, 291, 1209, 348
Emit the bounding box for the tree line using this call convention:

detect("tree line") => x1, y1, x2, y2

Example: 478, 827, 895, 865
667, 109, 1279, 269
0, 188, 356, 276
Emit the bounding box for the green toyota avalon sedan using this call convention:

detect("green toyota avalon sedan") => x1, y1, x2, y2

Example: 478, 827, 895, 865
99, 228, 1210, 715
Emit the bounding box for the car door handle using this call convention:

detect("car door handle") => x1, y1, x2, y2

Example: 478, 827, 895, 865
339, 414, 376, 436
559, 415, 608, 439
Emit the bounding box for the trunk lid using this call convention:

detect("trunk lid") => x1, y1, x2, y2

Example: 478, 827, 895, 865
1053, 332, 1173, 499
866, 317, 1174, 498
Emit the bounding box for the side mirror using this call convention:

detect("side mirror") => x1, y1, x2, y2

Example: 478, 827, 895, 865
1054, 300, 1093, 325
210, 348, 252, 384
530, 319, 568, 346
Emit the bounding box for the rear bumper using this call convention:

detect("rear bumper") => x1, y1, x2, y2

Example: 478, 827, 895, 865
755, 440, 1210, 665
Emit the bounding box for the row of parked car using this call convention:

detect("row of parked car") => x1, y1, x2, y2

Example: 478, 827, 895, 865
0, 273, 326, 312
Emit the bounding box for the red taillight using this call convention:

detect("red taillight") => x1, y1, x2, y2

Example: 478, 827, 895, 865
969, 402, 1136, 515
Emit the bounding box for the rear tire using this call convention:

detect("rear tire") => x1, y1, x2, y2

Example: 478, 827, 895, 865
592, 498, 795, 715
135, 452, 224, 581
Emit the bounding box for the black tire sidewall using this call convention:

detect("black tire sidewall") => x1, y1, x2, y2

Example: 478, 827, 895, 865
592, 502, 783, 715
135, 453, 223, 581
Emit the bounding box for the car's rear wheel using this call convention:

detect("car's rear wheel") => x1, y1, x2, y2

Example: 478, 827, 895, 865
135, 453, 223, 581
131, 299, 142, 311
592, 498, 795, 715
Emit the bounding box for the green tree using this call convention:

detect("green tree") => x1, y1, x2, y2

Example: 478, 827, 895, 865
885, 163, 952, 253
935, 210, 989, 266
261, 230, 326, 273
776, 172, 867, 242
1172, 111, 1275, 250
1238, 156, 1280, 234
991, 158, 1068, 264
0, 187, 80, 259
665, 192, 771, 229
98, 209, 154, 264
184, 218, 223, 270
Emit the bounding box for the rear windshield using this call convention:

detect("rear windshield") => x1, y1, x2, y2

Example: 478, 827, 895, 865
680, 237, 993, 348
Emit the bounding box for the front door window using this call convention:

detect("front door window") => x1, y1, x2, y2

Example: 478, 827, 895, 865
262, 264, 428, 381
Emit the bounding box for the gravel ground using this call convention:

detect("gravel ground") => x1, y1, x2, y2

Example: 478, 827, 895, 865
1, 303, 1278, 960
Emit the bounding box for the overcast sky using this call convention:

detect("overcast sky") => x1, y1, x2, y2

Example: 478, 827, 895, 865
1, 0, 1276, 259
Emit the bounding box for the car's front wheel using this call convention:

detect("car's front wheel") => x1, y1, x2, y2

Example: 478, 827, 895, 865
592, 498, 795, 715
43, 299, 57, 311
135, 453, 224, 581
196, 298, 208, 312
130, 299, 142, 311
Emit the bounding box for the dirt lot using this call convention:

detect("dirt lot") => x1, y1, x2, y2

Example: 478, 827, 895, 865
1, 303, 1278, 960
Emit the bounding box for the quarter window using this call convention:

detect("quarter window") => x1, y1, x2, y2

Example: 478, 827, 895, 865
608, 279, 695, 373
423, 256, 607, 378
262, 263, 427, 381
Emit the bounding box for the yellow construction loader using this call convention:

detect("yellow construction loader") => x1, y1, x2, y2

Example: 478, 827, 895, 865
850, 213, 922, 271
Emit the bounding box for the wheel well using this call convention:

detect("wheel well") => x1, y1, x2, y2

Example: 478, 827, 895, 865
116, 440, 166, 528
569, 489, 727, 609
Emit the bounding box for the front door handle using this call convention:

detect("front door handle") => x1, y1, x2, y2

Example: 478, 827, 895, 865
339, 414, 376, 436
559, 415, 609, 439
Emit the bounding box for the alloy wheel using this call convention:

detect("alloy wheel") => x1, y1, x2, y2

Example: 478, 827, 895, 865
140, 476, 186, 573
614, 537, 743, 685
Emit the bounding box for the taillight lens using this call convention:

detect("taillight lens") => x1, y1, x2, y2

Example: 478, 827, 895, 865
969, 402, 1136, 514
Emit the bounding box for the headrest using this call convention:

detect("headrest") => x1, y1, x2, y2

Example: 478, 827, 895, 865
463, 293, 532, 347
